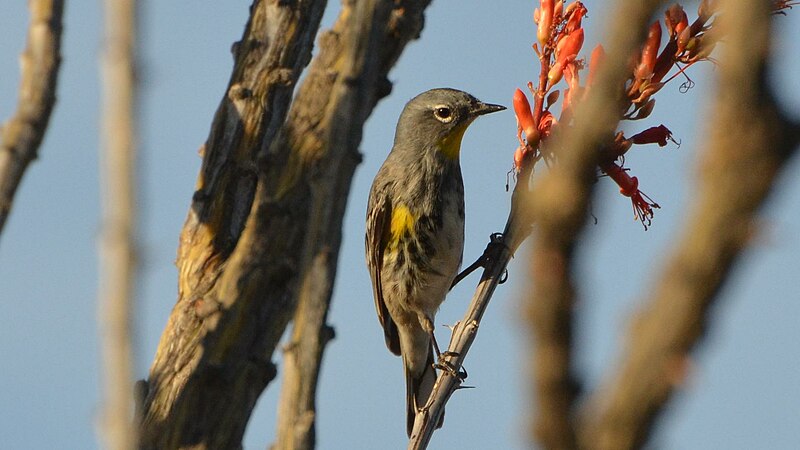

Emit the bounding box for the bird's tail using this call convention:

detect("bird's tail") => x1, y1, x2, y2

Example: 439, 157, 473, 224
405, 348, 444, 437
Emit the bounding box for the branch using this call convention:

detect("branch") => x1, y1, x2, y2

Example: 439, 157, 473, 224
140, 0, 432, 448
407, 230, 515, 449
579, 1, 800, 448
0, 0, 63, 239
525, 1, 671, 449
407, 157, 534, 448
98, 0, 139, 449
271, 1, 431, 449
139, 1, 327, 448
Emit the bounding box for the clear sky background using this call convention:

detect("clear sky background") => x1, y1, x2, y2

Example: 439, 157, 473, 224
1, 1, 798, 449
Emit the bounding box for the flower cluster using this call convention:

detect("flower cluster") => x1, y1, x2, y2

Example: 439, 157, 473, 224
514, 0, 797, 228
513, 0, 590, 163
512, 0, 730, 229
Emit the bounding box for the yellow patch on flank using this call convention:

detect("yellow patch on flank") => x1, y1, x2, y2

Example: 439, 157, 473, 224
437, 122, 470, 160
388, 204, 415, 249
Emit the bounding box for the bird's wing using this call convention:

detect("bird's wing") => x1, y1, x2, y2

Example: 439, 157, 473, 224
366, 190, 401, 355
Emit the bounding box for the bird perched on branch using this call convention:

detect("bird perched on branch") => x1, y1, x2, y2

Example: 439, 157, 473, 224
365, 88, 504, 436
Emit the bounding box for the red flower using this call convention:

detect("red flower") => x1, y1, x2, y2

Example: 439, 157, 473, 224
564, 1, 587, 33
549, 28, 584, 85
664, 4, 689, 37
538, 111, 557, 139
601, 162, 660, 229
630, 125, 678, 147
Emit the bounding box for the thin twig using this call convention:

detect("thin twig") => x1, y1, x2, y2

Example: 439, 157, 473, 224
0, 0, 63, 239
579, 1, 800, 448
98, 0, 139, 449
407, 232, 515, 449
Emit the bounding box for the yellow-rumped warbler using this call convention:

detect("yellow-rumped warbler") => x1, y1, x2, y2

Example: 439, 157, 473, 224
365, 88, 504, 435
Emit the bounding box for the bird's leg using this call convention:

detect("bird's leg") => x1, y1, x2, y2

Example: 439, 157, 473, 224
421, 315, 444, 358
450, 232, 510, 290
449, 256, 484, 290
422, 315, 466, 380
423, 315, 458, 359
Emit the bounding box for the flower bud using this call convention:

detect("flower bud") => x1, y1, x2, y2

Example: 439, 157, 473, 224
554, 0, 563, 19
635, 21, 662, 80
513, 88, 537, 140
587, 44, 605, 87
548, 61, 565, 85
538, 0, 554, 46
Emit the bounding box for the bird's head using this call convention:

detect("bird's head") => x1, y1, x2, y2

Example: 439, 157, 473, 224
394, 88, 505, 160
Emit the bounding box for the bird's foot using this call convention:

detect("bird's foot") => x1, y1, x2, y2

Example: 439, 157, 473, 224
450, 232, 509, 289
434, 357, 468, 382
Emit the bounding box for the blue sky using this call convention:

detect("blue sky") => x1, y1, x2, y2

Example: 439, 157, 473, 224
1, 1, 798, 449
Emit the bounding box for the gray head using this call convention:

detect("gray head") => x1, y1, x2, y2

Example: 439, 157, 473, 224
392, 88, 505, 160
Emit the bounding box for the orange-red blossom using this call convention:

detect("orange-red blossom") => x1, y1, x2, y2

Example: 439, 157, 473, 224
601, 162, 660, 229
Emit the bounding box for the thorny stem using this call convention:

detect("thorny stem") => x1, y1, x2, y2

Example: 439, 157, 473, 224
407, 234, 515, 450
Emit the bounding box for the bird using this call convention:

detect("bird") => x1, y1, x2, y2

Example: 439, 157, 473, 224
365, 88, 504, 436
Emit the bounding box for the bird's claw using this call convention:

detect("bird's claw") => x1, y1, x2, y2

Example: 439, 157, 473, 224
434, 359, 468, 382
450, 232, 508, 290
499, 268, 509, 284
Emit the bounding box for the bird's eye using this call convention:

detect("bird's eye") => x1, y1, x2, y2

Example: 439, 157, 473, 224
433, 106, 453, 122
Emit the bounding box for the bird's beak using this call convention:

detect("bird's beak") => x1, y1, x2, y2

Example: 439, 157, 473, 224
471, 102, 506, 117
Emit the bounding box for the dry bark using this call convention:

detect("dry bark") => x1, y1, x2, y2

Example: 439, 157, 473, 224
0, 0, 63, 238
271, 1, 430, 449
139, 1, 327, 448
138, 0, 431, 448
